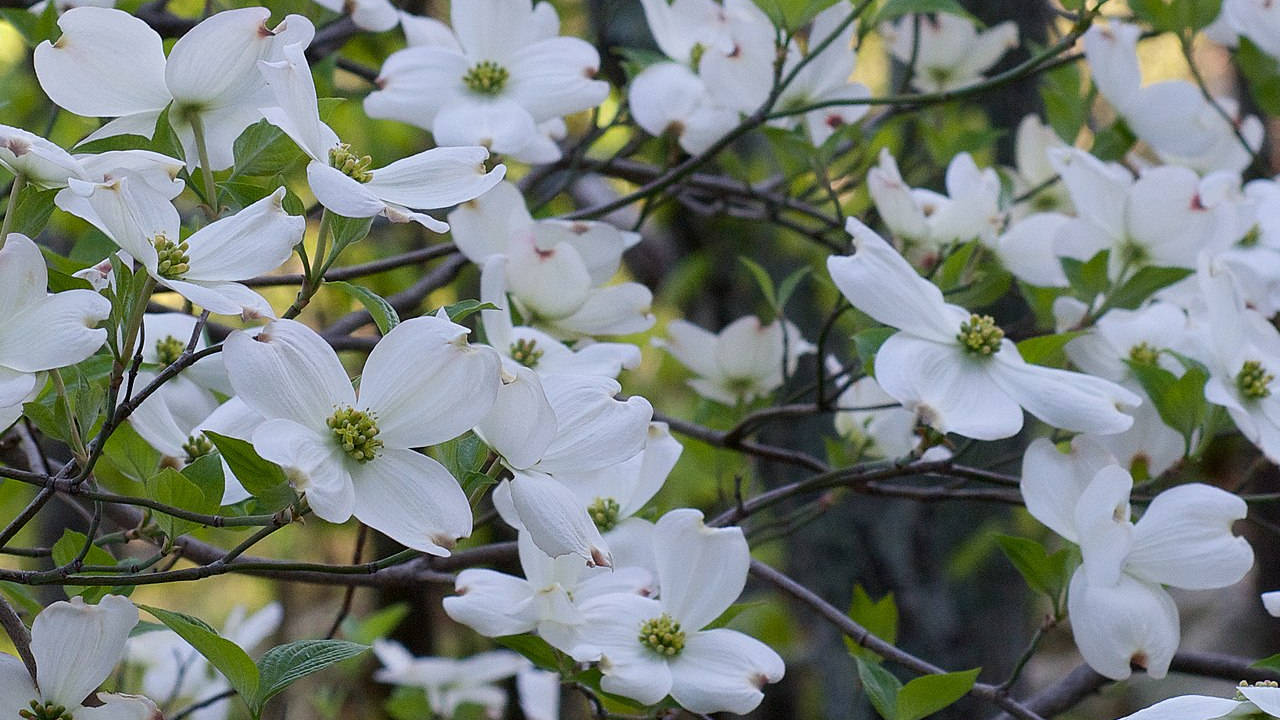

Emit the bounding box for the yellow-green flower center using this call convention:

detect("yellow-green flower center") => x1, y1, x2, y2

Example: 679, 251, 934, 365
689, 42, 707, 68
155, 335, 185, 366
463, 60, 509, 96
588, 496, 621, 532
957, 314, 1004, 356
183, 433, 213, 464
638, 613, 685, 657
1237, 360, 1274, 400
154, 234, 190, 280
19, 700, 73, 720
510, 338, 544, 369
1236, 679, 1279, 701
327, 406, 383, 463
1128, 342, 1159, 368
329, 143, 374, 183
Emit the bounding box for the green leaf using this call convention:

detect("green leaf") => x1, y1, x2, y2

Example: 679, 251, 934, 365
1040, 62, 1086, 143
739, 257, 778, 310
5, 187, 57, 239
182, 452, 226, 510
102, 422, 163, 484
328, 281, 400, 335
141, 605, 260, 708
0, 1, 58, 47
437, 299, 499, 323
0, 581, 43, 617
856, 657, 901, 720
1237, 38, 1280, 116
327, 214, 374, 259
1090, 120, 1137, 162
1102, 266, 1194, 312
1127, 361, 1208, 450
994, 535, 1072, 614
1252, 653, 1280, 673
433, 432, 489, 484
845, 586, 897, 662
254, 639, 369, 713
776, 267, 810, 310
232, 119, 305, 178
1061, 251, 1109, 300
495, 634, 562, 672
1130, 0, 1177, 31
51, 529, 120, 602
874, 0, 975, 24
704, 601, 762, 630
1015, 332, 1083, 369
340, 603, 409, 646
219, 181, 274, 212
853, 327, 897, 376
150, 105, 185, 166
146, 468, 213, 539
895, 668, 980, 720
204, 431, 294, 509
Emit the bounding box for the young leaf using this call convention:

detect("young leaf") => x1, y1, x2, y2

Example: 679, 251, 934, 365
146, 468, 213, 539
327, 214, 375, 258
739, 257, 778, 310
102, 422, 163, 484
182, 452, 226, 509
895, 668, 981, 720
328, 281, 400, 335
853, 327, 897, 376
856, 657, 902, 720
1125, 362, 1208, 448
1239, 38, 1280, 116
495, 634, 562, 672
204, 431, 289, 499
994, 535, 1072, 614
435, 299, 499, 323
51, 529, 120, 602
845, 586, 897, 663
1102, 266, 1194, 313
1015, 332, 1083, 369
254, 639, 369, 714
232, 119, 305, 178
141, 605, 260, 708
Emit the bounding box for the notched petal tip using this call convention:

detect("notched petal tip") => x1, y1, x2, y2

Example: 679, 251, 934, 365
588, 546, 613, 568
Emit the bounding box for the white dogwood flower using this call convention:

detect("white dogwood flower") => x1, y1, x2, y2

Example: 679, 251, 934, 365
373, 644, 528, 719
773, 3, 870, 144
0, 233, 111, 430
259, 42, 503, 230
223, 316, 501, 554
1116, 686, 1280, 720
828, 218, 1140, 440
35, 7, 314, 170
881, 13, 1017, 92
661, 316, 815, 406
0, 595, 157, 720
364, 0, 608, 162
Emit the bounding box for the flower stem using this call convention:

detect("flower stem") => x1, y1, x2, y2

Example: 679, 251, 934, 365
188, 114, 220, 220
1, 173, 26, 240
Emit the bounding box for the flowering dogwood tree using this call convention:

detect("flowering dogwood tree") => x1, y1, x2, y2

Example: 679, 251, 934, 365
3, 0, 1280, 718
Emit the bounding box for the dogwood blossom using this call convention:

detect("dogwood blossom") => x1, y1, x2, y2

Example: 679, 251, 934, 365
0, 233, 111, 430
1117, 685, 1280, 720
571, 509, 784, 714
259, 42, 505, 230
364, 0, 608, 162
660, 316, 814, 405
881, 13, 1017, 92
828, 218, 1140, 440
834, 376, 950, 461
373, 645, 529, 718
35, 7, 313, 170
223, 315, 501, 554
629, 63, 739, 154
313, 0, 396, 32
0, 595, 157, 720
772, 3, 870, 144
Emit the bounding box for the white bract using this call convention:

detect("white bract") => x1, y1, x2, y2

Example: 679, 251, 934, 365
571, 509, 784, 714
0, 595, 156, 720
1083, 21, 1264, 173
373, 644, 529, 718
629, 62, 739, 155
1117, 685, 1280, 720
772, 3, 871, 144
364, 0, 608, 162
828, 218, 1140, 440
1022, 437, 1253, 680
223, 316, 501, 554
260, 42, 504, 230
834, 376, 950, 461
35, 7, 313, 170
0, 233, 111, 430
75, 181, 303, 319
312, 0, 396, 32
450, 182, 654, 338
881, 13, 1017, 92
661, 316, 814, 406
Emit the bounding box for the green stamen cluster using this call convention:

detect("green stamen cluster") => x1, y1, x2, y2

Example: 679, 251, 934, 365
638, 613, 686, 657
957, 314, 1004, 356
153, 234, 190, 279
329, 143, 374, 183
1117, 238, 1149, 267
1237, 360, 1274, 400
155, 335, 185, 366
689, 43, 707, 68
510, 338, 544, 369
327, 406, 383, 463
19, 700, 73, 720
463, 60, 509, 95
588, 496, 621, 532
1237, 679, 1279, 700
183, 434, 213, 464
1128, 342, 1160, 368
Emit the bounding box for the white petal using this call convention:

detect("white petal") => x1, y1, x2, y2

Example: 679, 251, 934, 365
75, 694, 160, 720
32, 595, 137, 709
1242, 686, 1280, 715
533, 220, 628, 286
450, 0, 538, 62
224, 319, 355, 429
185, 188, 302, 281
573, 594, 671, 701
358, 315, 501, 448
159, 279, 275, 320
1074, 465, 1135, 588
668, 629, 784, 715
34, 8, 170, 118
0, 234, 48, 318
1048, 147, 1131, 241
1113, 695, 1244, 720
989, 347, 1140, 435
432, 96, 542, 157
442, 569, 537, 637
0, 289, 110, 373
1127, 483, 1253, 589
366, 146, 504, 211
476, 363, 556, 470
1264, 590, 1280, 617
505, 37, 607, 122
996, 213, 1070, 287
0, 654, 37, 718
251, 418, 353, 522
536, 374, 652, 476
259, 42, 339, 161
508, 470, 611, 567
654, 509, 748, 630
350, 448, 472, 555
363, 47, 467, 130
305, 161, 388, 219
828, 219, 958, 342
166, 8, 276, 110
447, 183, 532, 262
0, 126, 85, 189
1020, 436, 1117, 542
1066, 569, 1179, 681
77, 174, 180, 271
543, 283, 654, 338
516, 668, 560, 720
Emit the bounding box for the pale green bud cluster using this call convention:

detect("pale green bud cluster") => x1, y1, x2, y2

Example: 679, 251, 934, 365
327, 406, 383, 462
1128, 342, 1159, 368
463, 60, 510, 95
153, 234, 190, 279
155, 334, 185, 366
1237, 359, 1274, 400
19, 700, 73, 720
329, 143, 374, 183
183, 433, 213, 464
638, 613, 686, 657
588, 496, 621, 532
510, 338, 544, 369
1236, 679, 1279, 700
957, 314, 1004, 356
